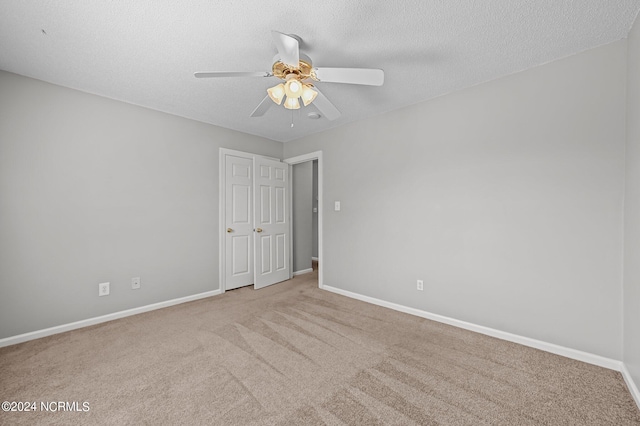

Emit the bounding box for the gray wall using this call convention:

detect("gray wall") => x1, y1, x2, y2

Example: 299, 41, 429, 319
0, 71, 282, 339
624, 14, 640, 388
284, 41, 626, 359
312, 160, 319, 259
292, 162, 313, 273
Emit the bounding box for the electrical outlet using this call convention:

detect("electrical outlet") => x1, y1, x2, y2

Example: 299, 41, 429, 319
417, 280, 424, 291
131, 277, 141, 290
99, 282, 110, 296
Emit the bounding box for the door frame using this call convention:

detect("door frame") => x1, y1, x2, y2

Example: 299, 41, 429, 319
284, 151, 324, 289
219, 148, 281, 293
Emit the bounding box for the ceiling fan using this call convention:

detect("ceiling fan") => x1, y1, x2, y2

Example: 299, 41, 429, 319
194, 31, 384, 121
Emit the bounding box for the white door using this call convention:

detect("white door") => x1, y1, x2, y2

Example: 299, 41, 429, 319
224, 154, 254, 290
254, 156, 290, 289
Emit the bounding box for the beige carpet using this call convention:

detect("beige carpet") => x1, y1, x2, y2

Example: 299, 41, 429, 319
1, 270, 639, 425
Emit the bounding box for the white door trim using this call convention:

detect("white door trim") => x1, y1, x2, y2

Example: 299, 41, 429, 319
284, 151, 324, 289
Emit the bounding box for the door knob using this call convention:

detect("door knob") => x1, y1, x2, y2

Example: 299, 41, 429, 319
255, 228, 263, 233
226, 228, 233, 233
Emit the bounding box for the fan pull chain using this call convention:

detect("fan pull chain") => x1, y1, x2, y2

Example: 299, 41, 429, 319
291, 109, 294, 128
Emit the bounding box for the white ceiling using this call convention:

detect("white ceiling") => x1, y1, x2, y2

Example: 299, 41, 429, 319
1, 1, 639, 143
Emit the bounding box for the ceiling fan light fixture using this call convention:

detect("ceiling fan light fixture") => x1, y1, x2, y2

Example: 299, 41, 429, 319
284, 96, 300, 110
284, 78, 303, 98
267, 83, 285, 105
301, 84, 317, 106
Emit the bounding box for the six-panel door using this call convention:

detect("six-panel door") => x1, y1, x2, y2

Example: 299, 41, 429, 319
225, 155, 254, 290
254, 156, 290, 289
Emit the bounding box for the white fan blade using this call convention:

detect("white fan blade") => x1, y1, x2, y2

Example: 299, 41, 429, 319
250, 95, 273, 117
313, 67, 384, 86
312, 88, 340, 121
194, 71, 271, 78
271, 31, 299, 67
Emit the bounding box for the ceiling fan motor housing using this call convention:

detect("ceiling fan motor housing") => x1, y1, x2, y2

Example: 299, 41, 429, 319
272, 54, 315, 81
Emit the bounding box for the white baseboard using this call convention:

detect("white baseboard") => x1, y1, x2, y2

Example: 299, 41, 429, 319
621, 363, 640, 409
322, 285, 622, 372
312, 257, 319, 261
293, 268, 314, 276
0, 289, 222, 348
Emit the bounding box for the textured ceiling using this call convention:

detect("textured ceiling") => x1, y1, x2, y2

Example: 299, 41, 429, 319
1, 1, 639, 143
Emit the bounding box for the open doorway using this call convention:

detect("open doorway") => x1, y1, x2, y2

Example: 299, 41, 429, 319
284, 151, 324, 288
312, 159, 319, 272
291, 160, 318, 276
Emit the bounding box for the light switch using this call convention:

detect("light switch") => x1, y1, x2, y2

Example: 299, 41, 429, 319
334, 201, 341, 211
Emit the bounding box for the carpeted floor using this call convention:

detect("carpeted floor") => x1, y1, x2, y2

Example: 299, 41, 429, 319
1, 270, 639, 425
